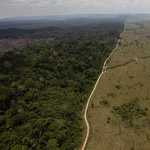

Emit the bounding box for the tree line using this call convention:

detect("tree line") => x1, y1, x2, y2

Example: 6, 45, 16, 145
0, 19, 124, 149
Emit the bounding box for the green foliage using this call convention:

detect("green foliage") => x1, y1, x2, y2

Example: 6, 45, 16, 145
0, 20, 124, 40
0, 115, 7, 126
24, 91, 34, 103
0, 75, 10, 85
147, 134, 150, 141
91, 101, 94, 108
46, 139, 60, 150
0, 19, 124, 149
11, 145, 28, 150
129, 75, 134, 79
135, 124, 141, 129
112, 98, 147, 127
116, 84, 121, 89
107, 117, 111, 123
139, 82, 144, 87
107, 92, 116, 98
100, 100, 110, 106
0, 87, 15, 110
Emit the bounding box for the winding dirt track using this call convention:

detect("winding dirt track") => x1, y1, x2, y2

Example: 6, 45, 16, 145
81, 34, 123, 150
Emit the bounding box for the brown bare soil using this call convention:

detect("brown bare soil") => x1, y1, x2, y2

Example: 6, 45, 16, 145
0, 38, 54, 52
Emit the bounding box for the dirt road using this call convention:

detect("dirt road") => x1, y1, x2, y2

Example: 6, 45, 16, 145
81, 38, 121, 150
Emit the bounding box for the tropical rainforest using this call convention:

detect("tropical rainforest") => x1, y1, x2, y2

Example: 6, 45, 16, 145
0, 18, 124, 149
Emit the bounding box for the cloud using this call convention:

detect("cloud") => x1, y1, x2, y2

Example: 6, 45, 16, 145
0, 0, 123, 8
130, 0, 138, 2
0, 0, 150, 19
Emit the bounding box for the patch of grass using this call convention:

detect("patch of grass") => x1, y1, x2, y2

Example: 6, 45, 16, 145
139, 82, 144, 87
107, 92, 116, 98
107, 117, 111, 124
143, 119, 150, 128
116, 84, 121, 89
147, 134, 150, 141
108, 117, 111, 120
91, 101, 94, 108
111, 98, 147, 127
100, 100, 110, 106
86, 20, 150, 150
129, 75, 134, 79
135, 124, 141, 129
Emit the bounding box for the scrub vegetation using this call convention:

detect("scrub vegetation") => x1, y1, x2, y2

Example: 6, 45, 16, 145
86, 19, 150, 150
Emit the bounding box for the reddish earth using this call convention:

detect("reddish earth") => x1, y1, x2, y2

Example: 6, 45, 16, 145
0, 38, 54, 52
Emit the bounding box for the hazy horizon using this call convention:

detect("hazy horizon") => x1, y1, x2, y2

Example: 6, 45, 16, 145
0, 0, 150, 19
0, 13, 132, 20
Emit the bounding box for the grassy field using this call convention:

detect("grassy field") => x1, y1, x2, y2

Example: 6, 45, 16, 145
86, 19, 150, 150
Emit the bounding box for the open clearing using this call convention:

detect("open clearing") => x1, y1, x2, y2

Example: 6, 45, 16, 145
86, 19, 150, 150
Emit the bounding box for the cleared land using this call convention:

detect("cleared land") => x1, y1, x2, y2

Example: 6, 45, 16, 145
86, 19, 150, 150
81, 39, 121, 150
0, 38, 53, 52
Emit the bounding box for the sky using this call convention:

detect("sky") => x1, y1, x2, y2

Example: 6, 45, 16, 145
0, 0, 150, 19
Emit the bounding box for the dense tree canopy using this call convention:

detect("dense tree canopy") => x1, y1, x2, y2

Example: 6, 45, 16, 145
0, 19, 124, 149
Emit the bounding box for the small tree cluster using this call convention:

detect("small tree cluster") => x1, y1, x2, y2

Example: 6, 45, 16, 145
111, 98, 147, 127
100, 100, 110, 106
